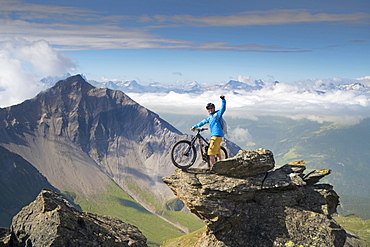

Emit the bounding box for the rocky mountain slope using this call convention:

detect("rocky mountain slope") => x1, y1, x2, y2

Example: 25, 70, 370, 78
0, 146, 57, 226
0, 75, 240, 242
0, 74, 180, 201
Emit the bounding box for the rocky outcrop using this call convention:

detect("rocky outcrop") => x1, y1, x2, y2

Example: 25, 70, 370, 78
0, 189, 147, 247
162, 148, 347, 247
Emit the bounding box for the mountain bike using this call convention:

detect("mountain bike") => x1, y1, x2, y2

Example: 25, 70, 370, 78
171, 128, 228, 169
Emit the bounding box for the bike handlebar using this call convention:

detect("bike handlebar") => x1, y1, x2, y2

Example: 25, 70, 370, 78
197, 128, 208, 132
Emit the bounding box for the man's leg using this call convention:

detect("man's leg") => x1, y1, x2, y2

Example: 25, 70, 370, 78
209, 155, 216, 165
215, 153, 222, 162
208, 137, 222, 165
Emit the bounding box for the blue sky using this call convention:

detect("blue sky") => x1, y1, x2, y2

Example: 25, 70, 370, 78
1, 0, 369, 86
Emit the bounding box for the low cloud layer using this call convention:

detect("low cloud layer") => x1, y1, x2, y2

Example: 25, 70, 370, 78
127, 79, 370, 125
0, 39, 76, 107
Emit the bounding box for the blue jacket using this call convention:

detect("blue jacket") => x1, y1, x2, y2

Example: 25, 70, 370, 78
193, 99, 226, 137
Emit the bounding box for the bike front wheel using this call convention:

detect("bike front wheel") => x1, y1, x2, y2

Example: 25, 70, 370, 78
171, 140, 197, 169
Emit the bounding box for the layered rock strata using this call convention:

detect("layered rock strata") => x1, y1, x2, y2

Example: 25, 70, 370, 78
163, 149, 347, 247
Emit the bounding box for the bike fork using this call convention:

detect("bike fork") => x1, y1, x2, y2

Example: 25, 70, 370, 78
183, 139, 196, 156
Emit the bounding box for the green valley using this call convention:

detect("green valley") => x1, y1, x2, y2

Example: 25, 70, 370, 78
64, 180, 204, 247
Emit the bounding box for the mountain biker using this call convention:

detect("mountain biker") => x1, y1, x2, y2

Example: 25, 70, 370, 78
190, 95, 226, 165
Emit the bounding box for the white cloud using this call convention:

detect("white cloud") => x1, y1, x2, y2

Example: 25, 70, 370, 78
356, 76, 370, 87
127, 80, 370, 124
14, 40, 76, 76
228, 127, 255, 147
101, 76, 120, 82
0, 39, 76, 107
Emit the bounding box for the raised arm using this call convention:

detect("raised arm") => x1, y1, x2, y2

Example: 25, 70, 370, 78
219, 95, 226, 116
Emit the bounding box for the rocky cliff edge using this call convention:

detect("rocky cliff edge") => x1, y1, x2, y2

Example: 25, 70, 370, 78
162, 148, 347, 247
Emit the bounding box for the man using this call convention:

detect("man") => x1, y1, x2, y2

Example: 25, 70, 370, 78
190, 95, 226, 165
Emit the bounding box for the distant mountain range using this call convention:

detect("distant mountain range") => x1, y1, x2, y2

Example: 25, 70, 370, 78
87, 78, 370, 94
39, 73, 370, 95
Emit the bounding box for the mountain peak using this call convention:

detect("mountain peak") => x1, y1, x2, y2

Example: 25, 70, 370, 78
0, 74, 187, 210
52, 74, 95, 93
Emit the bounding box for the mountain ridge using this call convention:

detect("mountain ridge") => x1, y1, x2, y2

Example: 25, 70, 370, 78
87, 77, 369, 95
0, 75, 182, 198
0, 75, 240, 244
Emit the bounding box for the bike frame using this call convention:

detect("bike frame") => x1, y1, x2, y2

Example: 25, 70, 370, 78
189, 129, 209, 162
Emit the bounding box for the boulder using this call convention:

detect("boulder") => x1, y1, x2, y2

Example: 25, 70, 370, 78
211, 148, 274, 177
163, 149, 346, 247
0, 189, 147, 247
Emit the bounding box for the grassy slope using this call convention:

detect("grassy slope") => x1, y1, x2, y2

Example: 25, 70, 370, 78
161, 227, 206, 247
334, 215, 370, 245
125, 180, 204, 233
64, 180, 203, 247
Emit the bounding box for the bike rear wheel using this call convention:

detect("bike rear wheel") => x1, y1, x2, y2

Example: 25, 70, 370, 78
204, 146, 228, 165
220, 146, 228, 160
171, 140, 197, 169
